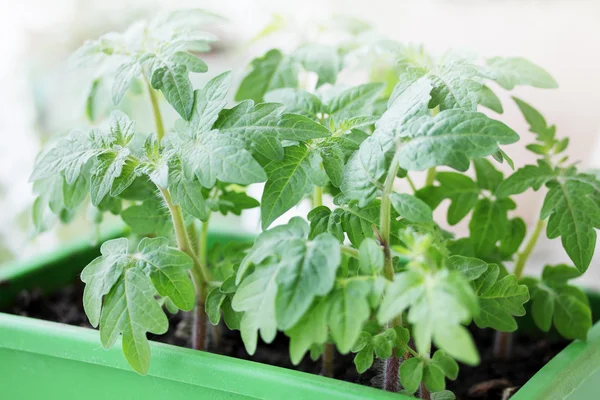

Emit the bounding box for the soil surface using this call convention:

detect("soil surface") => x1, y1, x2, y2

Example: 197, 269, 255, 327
2, 280, 568, 399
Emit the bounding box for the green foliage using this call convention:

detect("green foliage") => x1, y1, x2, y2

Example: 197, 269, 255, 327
522, 265, 592, 340
71, 9, 218, 119
32, 12, 594, 396
81, 237, 194, 374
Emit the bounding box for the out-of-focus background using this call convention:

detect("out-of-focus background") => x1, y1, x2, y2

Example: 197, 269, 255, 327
1, 0, 599, 285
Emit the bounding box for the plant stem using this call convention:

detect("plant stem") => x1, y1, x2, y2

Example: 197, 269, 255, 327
146, 82, 165, 143
380, 151, 402, 392
322, 341, 335, 378
406, 174, 417, 193
313, 186, 323, 207
424, 167, 436, 187
187, 222, 199, 255
513, 218, 546, 279
200, 217, 210, 271
160, 189, 210, 349
494, 217, 546, 359
311, 183, 336, 377
419, 383, 432, 400
381, 152, 401, 281
340, 245, 360, 259
147, 82, 211, 351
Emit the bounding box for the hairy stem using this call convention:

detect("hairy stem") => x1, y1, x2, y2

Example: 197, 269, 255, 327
383, 354, 400, 393
192, 283, 208, 350
340, 245, 360, 259
146, 82, 165, 143
406, 174, 417, 193
160, 188, 210, 349
311, 184, 336, 377
424, 167, 436, 187
513, 218, 546, 279
419, 383, 432, 400
313, 186, 323, 207
187, 222, 199, 255
322, 341, 335, 378
380, 151, 402, 392
149, 79, 211, 350
494, 218, 546, 359
381, 152, 401, 280
200, 218, 210, 270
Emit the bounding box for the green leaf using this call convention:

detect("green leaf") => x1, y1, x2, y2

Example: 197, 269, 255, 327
170, 51, 208, 73
429, 63, 482, 111
468, 198, 510, 257
512, 97, 556, 143
86, 78, 102, 122
423, 364, 446, 392
541, 177, 600, 272
30, 130, 102, 184
81, 236, 194, 375
112, 60, 141, 105
495, 161, 555, 198
499, 218, 527, 258
177, 71, 232, 136
359, 238, 384, 274
398, 110, 519, 172
275, 233, 341, 329
100, 268, 168, 375
277, 113, 331, 141
328, 279, 371, 353
90, 149, 137, 205
477, 85, 503, 113
232, 262, 279, 355
473, 158, 503, 192
354, 344, 374, 373
171, 129, 266, 188
286, 299, 329, 364
472, 265, 529, 332
169, 164, 208, 221
526, 264, 591, 340
431, 390, 456, 400
81, 238, 128, 327
486, 57, 558, 90
264, 88, 322, 117
206, 287, 226, 325
378, 269, 479, 365
216, 190, 260, 216
447, 256, 487, 281
342, 78, 432, 205
319, 144, 344, 187
233, 219, 341, 352
308, 201, 402, 247
432, 350, 459, 380
236, 49, 299, 103
326, 83, 385, 119
390, 193, 433, 223
136, 237, 195, 311
63, 174, 89, 210
261, 145, 318, 229
237, 217, 309, 283
427, 172, 479, 225
121, 198, 173, 236
151, 63, 194, 120
400, 357, 424, 394
213, 100, 284, 161
293, 44, 340, 87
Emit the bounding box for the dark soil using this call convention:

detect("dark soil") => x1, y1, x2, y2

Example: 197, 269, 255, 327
2, 280, 568, 399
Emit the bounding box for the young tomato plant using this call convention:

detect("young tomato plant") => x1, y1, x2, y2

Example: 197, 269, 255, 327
30, 9, 599, 399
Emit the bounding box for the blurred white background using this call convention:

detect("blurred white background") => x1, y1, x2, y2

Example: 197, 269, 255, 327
0, 0, 599, 285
